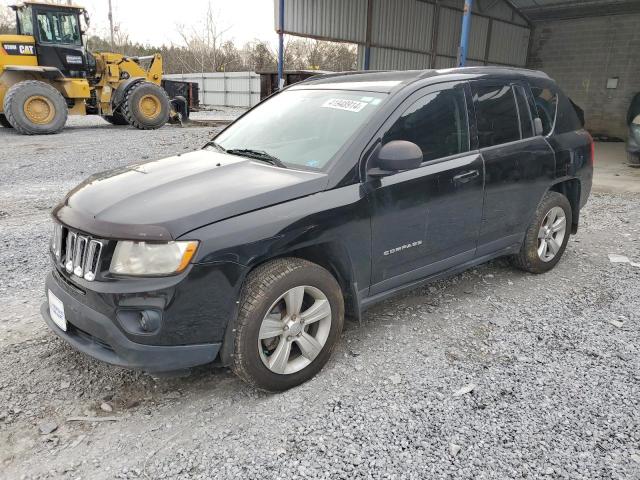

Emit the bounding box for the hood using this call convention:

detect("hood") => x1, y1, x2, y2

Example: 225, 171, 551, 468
54, 150, 328, 240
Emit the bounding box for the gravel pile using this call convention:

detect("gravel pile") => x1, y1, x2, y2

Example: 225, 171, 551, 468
0, 116, 639, 479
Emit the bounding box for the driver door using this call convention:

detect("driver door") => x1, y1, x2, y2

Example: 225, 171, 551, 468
366, 82, 485, 296
34, 8, 86, 78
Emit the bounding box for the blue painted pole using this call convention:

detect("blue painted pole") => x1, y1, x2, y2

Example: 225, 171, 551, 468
363, 46, 371, 70
277, 0, 285, 89
457, 0, 473, 67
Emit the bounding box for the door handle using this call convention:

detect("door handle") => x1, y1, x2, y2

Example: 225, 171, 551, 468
452, 169, 479, 184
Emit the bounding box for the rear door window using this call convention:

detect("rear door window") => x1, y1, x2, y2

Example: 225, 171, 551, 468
531, 87, 558, 135
473, 84, 521, 148
514, 85, 534, 138
382, 88, 469, 162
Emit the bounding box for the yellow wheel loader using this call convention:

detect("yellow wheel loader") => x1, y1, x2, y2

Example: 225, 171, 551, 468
0, 1, 183, 135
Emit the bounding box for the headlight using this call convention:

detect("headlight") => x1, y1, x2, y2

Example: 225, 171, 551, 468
109, 240, 198, 276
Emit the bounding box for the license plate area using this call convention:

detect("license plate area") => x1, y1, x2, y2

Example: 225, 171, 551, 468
48, 289, 67, 331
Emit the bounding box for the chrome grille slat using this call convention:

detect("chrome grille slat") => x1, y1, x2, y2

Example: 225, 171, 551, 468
73, 236, 87, 277
65, 231, 77, 273
58, 227, 103, 282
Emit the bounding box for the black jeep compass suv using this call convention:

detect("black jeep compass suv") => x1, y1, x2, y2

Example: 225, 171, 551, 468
43, 67, 593, 391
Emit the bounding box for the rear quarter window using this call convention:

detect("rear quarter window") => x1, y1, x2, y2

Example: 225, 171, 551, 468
531, 87, 557, 136
555, 93, 583, 133
531, 85, 582, 135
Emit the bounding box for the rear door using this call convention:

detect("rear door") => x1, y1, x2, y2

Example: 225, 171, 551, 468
367, 82, 485, 295
471, 80, 556, 256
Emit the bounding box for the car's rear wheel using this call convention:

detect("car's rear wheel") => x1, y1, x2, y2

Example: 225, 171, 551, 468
627, 151, 640, 167
512, 191, 572, 274
231, 258, 344, 391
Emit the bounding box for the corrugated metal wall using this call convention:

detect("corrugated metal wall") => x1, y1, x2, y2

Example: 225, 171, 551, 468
275, 0, 367, 43
278, 0, 531, 71
370, 0, 435, 52
164, 72, 261, 107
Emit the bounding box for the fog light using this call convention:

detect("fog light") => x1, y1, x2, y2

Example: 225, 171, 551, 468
116, 309, 162, 335
139, 311, 152, 332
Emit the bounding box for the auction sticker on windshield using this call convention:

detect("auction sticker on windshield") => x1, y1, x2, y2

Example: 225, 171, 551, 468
321, 98, 368, 113
48, 290, 67, 331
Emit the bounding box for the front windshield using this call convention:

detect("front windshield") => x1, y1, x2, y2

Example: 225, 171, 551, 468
213, 89, 386, 170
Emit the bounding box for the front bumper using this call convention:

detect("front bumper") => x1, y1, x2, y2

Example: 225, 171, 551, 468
43, 271, 222, 372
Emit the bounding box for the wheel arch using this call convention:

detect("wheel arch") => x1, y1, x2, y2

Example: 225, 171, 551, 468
217, 241, 360, 366
549, 178, 581, 234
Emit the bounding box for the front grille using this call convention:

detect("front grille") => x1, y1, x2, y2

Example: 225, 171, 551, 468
53, 225, 104, 282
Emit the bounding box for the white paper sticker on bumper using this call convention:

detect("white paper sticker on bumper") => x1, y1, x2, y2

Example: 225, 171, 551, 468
48, 289, 67, 331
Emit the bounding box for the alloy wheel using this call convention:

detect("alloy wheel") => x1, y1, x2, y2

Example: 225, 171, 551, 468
258, 285, 332, 375
537, 206, 567, 262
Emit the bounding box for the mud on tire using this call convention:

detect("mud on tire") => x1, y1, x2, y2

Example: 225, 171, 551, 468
2, 80, 68, 135
231, 258, 344, 392
122, 81, 170, 130
512, 191, 572, 274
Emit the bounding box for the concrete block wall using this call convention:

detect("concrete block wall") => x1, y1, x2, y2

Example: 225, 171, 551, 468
527, 14, 640, 139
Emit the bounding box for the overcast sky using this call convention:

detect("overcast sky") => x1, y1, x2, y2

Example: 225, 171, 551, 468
2, 0, 277, 47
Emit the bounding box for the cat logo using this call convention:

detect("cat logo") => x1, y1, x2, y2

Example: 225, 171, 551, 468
19, 44, 35, 55
2, 43, 35, 55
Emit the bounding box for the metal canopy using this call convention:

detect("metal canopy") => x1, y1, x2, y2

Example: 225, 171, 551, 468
508, 0, 640, 20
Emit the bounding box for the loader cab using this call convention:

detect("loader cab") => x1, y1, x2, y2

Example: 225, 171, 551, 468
12, 2, 90, 78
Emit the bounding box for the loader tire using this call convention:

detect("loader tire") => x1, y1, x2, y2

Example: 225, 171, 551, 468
122, 82, 170, 130
102, 109, 129, 126
0, 114, 12, 128
3, 80, 67, 135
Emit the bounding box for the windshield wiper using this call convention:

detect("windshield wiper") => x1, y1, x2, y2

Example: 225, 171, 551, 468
203, 140, 227, 152
226, 149, 288, 169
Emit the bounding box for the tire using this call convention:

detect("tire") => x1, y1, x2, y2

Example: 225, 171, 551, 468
627, 151, 640, 167
0, 114, 12, 128
121, 81, 170, 130
512, 191, 572, 274
102, 109, 128, 125
232, 258, 344, 392
2, 80, 67, 135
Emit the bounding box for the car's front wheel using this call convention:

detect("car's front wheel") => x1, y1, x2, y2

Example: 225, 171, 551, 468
512, 191, 572, 274
232, 258, 344, 391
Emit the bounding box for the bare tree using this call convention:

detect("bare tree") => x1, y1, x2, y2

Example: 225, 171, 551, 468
0, 5, 16, 34
174, 1, 231, 73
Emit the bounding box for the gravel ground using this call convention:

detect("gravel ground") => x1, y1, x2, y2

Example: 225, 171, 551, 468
1, 114, 639, 479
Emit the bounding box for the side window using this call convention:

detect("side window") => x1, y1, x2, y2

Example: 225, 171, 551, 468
382, 88, 469, 162
36, 12, 80, 45
514, 85, 534, 138
555, 93, 583, 133
473, 84, 521, 148
37, 14, 54, 42
531, 87, 558, 136
17, 7, 34, 36
58, 14, 81, 45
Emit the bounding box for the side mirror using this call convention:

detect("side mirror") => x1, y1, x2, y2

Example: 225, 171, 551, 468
533, 117, 544, 136
368, 140, 423, 177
